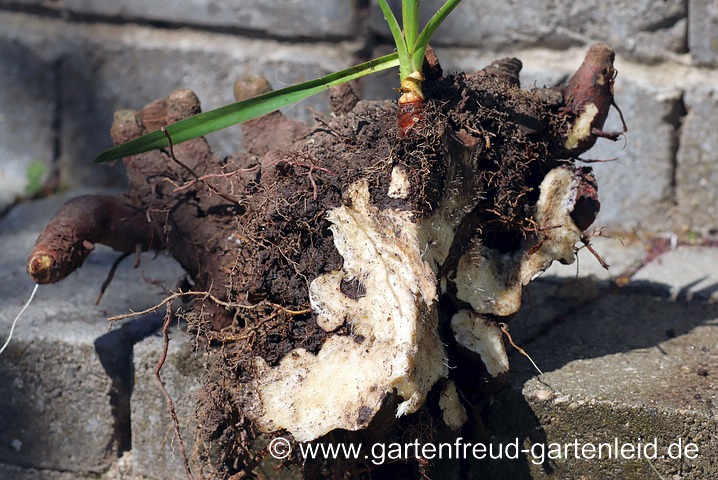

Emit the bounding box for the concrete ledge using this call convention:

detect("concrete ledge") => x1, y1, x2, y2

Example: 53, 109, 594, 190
0, 190, 185, 475
481, 291, 718, 479
130, 331, 203, 479
455, 239, 718, 479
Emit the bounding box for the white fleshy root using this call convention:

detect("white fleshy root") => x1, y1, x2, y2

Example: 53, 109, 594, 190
246, 167, 585, 442
439, 380, 468, 430
247, 180, 446, 442
453, 167, 582, 317
451, 310, 509, 378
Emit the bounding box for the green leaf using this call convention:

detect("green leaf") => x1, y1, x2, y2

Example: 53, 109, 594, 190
402, 0, 420, 58
95, 53, 400, 163
377, 0, 410, 80
411, 0, 463, 73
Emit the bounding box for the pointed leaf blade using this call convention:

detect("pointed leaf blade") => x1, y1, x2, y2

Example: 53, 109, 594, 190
95, 53, 400, 163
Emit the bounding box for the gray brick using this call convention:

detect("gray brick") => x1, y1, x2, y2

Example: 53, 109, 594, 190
676, 86, 718, 234
0, 12, 348, 189
0, 39, 55, 209
581, 77, 681, 230
64, 0, 359, 39
371, 0, 686, 61
0, 0, 54, 6
130, 332, 202, 479
689, 0, 718, 66
56, 24, 345, 187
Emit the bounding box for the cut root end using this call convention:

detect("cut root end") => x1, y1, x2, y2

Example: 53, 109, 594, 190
27, 252, 59, 285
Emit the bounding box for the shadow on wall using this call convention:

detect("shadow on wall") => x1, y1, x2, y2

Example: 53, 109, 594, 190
93, 312, 166, 455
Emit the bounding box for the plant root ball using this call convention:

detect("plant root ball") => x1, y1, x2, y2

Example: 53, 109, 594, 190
28, 44, 623, 477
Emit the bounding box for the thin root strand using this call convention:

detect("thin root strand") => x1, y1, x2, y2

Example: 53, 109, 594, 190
95, 252, 132, 305
155, 301, 194, 480
162, 128, 242, 205
499, 322, 543, 375
107, 290, 310, 322
580, 234, 610, 270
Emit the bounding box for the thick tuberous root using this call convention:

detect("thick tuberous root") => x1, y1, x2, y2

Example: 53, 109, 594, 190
27, 195, 163, 284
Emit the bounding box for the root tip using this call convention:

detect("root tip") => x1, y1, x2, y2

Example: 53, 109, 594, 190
27, 253, 56, 284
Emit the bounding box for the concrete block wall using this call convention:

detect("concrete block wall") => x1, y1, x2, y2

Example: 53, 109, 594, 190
1, 0, 717, 234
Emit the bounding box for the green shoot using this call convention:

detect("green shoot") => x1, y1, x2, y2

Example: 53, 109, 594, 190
377, 1, 410, 81
95, 53, 399, 163
377, 0, 462, 104
402, 1, 420, 66
413, 0, 462, 72
96, 0, 463, 162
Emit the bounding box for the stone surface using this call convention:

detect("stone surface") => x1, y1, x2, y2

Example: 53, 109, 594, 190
0, 190, 185, 473
64, 0, 359, 39
496, 244, 717, 478
508, 235, 647, 345
0, 11, 346, 188
513, 240, 718, 349
0, 453, 153, 479
0, 462, 82, 480
1, 194, 718, 478
2, 1, 718, 477
482, 292, 718, 480
579, 76, 682, 230
371, 0, 687, 61
0, 0, 51, 6
676, 86, 718, 234
0, 40, 55, 209
0, 317, 118, 472
542, 235, 647, 281
130, 332, 203, 479
56, 20, 345, 187
689, 0, 718, 66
